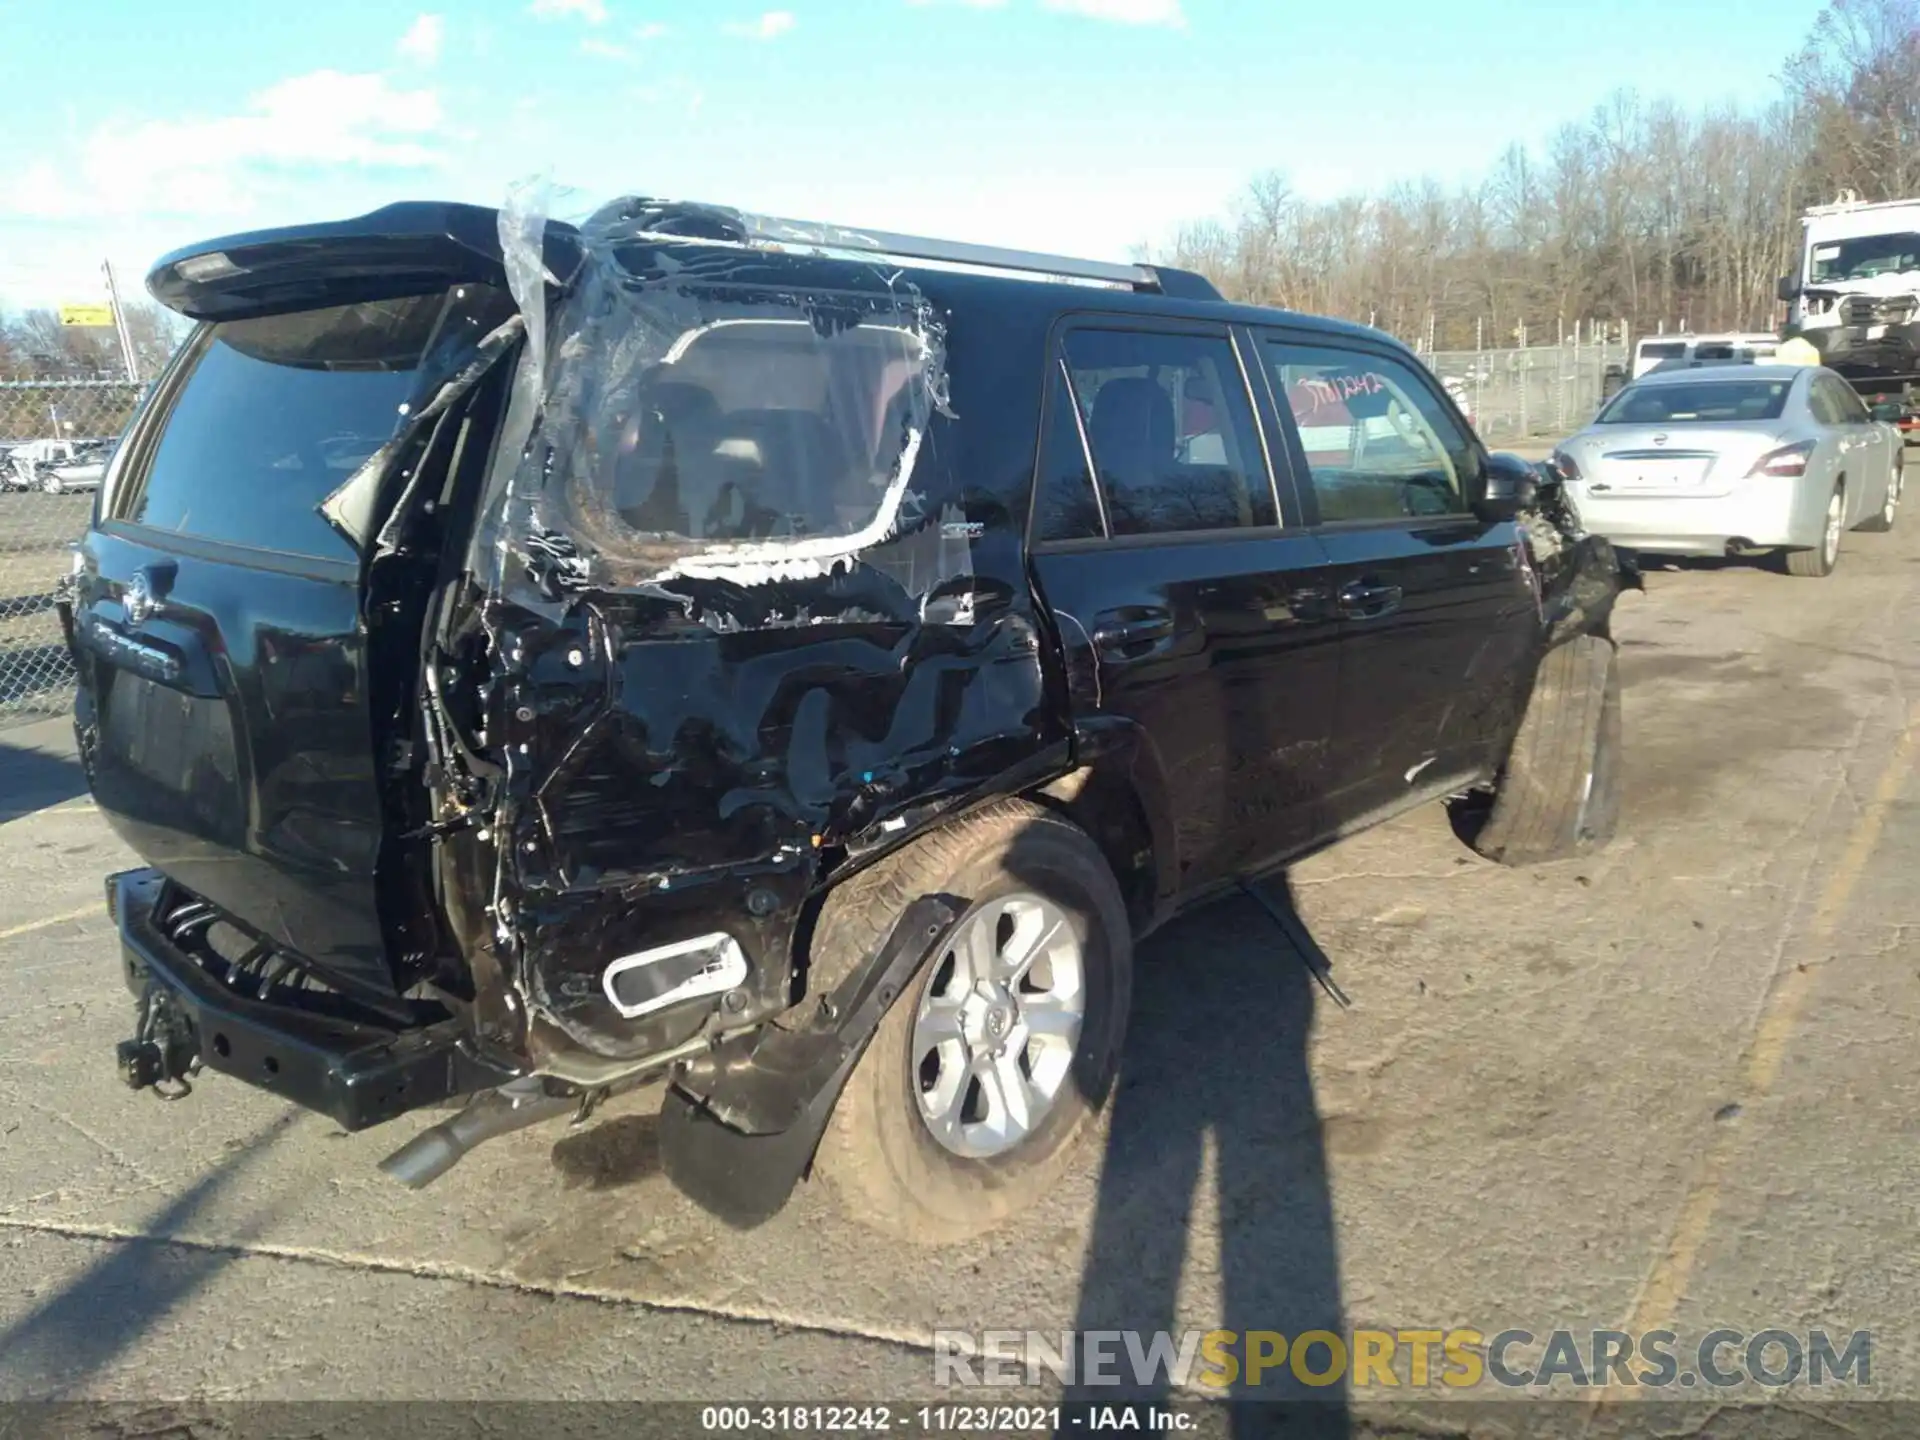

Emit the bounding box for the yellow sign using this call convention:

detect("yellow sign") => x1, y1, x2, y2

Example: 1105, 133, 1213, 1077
58, 304, 115, 328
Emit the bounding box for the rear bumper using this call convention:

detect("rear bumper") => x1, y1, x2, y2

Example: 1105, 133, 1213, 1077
1568, 479, 1823, 554
111, 869, 516, 1131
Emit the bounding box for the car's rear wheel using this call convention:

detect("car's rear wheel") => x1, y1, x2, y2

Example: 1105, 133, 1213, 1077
816, 799, 1131, 1244
1459, 634, 1621, 867
42, 472, 63, 495
1785, 486, 1844, 575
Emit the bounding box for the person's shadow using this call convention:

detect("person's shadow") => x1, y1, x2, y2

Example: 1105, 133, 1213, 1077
1068, 875, 1349, 1439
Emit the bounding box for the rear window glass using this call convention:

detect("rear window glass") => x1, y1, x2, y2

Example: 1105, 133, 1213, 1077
1599, 380, 1793, 425
119, 295, 450, 561
1637, 342, 1687, 361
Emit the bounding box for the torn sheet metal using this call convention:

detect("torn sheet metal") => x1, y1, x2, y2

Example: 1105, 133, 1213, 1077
1522, 465, 1642, 646
438, 190, 1057, 1067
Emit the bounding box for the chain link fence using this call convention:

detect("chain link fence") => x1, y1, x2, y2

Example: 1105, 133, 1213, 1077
1, 379, 143, 727
1424, 339, 1632, 445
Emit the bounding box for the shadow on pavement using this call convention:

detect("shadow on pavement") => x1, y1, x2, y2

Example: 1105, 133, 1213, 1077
0, 1113, 298, 1396
1069, 880, 1349, 1438
0, 732, 86, 822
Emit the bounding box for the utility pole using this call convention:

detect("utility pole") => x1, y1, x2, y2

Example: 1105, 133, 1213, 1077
103, 259, 139, 384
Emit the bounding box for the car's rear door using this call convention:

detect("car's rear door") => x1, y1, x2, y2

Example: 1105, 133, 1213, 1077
1251, 329, 1541, 832
72, 281, 512, 1002
1027, 319, 1340, 902
1817, 372, 1896, 520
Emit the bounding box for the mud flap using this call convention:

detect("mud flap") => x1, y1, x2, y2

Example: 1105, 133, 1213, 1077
658, 1053, 859, 1228
658, 893, 961, 1228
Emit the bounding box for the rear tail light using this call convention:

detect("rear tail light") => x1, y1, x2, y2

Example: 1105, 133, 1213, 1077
1747, 441, 1816, 478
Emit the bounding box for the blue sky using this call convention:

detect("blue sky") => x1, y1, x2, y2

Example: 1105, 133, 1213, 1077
0, 0, 1824, 310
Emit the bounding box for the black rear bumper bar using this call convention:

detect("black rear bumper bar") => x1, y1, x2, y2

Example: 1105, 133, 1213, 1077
110, 869, 515, 1131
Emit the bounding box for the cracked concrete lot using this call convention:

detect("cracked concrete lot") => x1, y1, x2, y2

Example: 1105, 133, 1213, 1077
1, 478, 1917, 1429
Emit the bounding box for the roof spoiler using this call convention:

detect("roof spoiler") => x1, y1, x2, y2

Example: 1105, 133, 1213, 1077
148, 196, 1223, 322
147, 202, 585, 322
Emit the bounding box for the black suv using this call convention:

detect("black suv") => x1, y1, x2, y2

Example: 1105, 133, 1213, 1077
65, 199, 1634, 1241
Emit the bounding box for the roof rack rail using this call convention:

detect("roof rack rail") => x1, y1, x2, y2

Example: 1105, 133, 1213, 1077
747, 211, 1159, 287
591, 198, 1220, 298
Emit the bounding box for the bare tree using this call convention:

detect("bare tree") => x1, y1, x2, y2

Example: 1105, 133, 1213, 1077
1152, 0, 1918, 348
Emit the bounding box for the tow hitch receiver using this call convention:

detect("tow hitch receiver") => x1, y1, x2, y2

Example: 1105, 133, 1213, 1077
117, 984, 200, 1098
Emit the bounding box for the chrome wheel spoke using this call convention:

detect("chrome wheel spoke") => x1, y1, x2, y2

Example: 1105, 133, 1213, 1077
980, 1053, 1035, 1138
1001, 910, 1065, 984
959, 907, 1001, 987
1020, 995, 1082, 1047
916, 1000, 966, 1050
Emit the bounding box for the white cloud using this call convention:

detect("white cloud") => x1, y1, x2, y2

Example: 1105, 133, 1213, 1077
906, 0, 1008, 7
529, 0, 608, 23
397, 13, 445, 63
7, 70, 445, 222
580, 36, 632, 59
722, 10, 796, 39
633, 20, 670, 38
1041, 0, 1184, 24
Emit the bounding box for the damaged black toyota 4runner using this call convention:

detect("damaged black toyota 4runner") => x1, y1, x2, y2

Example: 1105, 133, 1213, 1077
64, 198, 1635, 1241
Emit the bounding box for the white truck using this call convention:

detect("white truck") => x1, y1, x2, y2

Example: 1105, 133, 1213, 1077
1778, 192, 1920, 437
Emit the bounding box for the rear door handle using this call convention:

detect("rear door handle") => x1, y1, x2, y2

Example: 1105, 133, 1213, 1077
1337, 581, 1403, 620
1090, 607, 1176, 659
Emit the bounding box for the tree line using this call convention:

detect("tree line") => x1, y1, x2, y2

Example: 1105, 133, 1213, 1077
0, 300, 186, 383
1150, 0, 1920, 352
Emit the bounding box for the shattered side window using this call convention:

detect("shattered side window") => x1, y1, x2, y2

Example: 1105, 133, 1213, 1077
601, 318, 927, 545
483, 196, 957, 597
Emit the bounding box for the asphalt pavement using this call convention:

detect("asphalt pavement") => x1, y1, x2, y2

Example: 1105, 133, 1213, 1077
2, 495, 1918, 1433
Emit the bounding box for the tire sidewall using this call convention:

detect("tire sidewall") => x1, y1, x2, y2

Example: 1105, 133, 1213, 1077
1573, 645, 1623, 848
838, 814, 1131, 1232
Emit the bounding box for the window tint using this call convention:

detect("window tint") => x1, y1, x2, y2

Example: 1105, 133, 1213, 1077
1060, 329, 1273, 537
1807, 377, 1845, 426
1826, 377, 1870, 424
1264, 342, 1474, 523
122, 295, 450, 561
1638, 342, 1687, 361
1033, 364, 1104, 541
1599, 379, 1793, 425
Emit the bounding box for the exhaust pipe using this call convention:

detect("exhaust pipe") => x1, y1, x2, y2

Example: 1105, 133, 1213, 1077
378, 1078, 573, 1189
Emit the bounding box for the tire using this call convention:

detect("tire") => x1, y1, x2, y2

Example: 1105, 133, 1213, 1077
815, 799, 1132, 1244
1856, 465, 1900, 533
1466, 634, 1622, 867
1785, 485, 1844, 576
42, 473, 62, 495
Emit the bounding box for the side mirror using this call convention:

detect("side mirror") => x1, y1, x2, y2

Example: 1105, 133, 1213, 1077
1777, 275, 1800, 303
1869, 401, 1904, 423
1476, 451, 1540, 522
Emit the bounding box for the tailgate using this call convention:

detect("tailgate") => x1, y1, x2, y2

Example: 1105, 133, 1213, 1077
72, 266, 514, 1001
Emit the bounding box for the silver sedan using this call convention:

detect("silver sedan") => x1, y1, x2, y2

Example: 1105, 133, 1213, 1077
1551, 365, 1905, 577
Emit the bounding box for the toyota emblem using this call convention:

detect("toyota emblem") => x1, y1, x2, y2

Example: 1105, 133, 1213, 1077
124, 570, 155, 626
